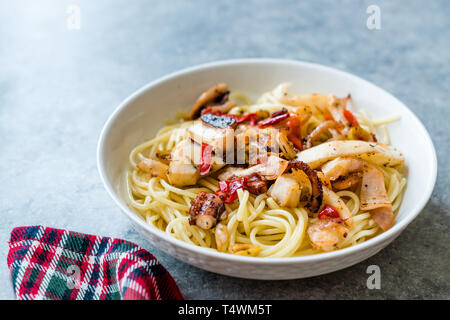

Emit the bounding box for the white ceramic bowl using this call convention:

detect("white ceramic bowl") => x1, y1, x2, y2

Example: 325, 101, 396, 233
97, 59, 437, 280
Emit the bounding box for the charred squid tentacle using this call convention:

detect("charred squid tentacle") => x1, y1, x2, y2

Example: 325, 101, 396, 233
288, 160, 323, 213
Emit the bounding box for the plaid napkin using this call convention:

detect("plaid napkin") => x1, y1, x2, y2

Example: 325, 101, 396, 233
7, 226, 183, 300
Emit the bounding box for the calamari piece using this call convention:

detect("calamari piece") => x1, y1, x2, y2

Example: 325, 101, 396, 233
328, 95, 351, 125
167, 160, 200, 187
259, 127, 297, 160
307, 220, 349, 252
332, 174, 361, 190
304, 120, 344, 149
268, 174, 301, 208
322, 186, 353, 228
296, 140, 404, 169
292, 168, 314, 200
258, 155, 290, 180
360, 165, 391, 210
360, 165, 394, 231
370, 206, 394, 231
321, 157, 367, 181
321, 157, 394, 231
167, 140, 200, 186
235, 126, 267, 162
288, 161, 323, 213
187, 120, 234, 154
271, 83, 350, 124
218, 166, 260, 181
271, 83, 333, 112
171, 139, 224, 173
137, 159, 168, 179
214, 223, 229, 252
217, 155, 288, 181
294, 105, 313, 124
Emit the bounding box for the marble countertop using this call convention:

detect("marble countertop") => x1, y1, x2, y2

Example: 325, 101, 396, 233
1, 0, 448, 299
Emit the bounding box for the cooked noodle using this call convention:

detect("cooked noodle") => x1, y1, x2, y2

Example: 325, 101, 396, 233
124, 85, 406, 257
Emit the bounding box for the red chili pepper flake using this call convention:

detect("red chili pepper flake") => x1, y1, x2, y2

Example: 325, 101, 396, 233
199, 143, 213, 176
215, 177, 248, 204
270, 108, 289, 117
287, 116, 301, 135
201, 107, 223, 116
286, 116, 303, 150
318, 205, 342, 222
288, 133, 303, 151
343, 109, 359, 127
237, 113, 258, 126
258, 113, 290, 128
371, 133, 378, 142
249, 115, 258, 126
226, 113, 258, 126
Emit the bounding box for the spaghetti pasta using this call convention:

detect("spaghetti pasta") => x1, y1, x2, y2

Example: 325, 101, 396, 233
124, 83, 406, 257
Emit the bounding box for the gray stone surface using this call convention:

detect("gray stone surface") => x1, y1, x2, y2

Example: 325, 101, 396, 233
0, 0, 448, 299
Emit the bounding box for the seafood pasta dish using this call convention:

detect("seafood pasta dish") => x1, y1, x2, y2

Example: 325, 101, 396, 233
126, 82, 406, 257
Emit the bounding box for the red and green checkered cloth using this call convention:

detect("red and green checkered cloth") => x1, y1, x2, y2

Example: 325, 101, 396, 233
7, 226, 183, 300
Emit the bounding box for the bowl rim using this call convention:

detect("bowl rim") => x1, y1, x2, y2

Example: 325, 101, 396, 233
97, 58, 437, 264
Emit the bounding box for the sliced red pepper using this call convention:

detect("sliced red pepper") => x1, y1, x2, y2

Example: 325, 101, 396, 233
286, 116, 303, 150
216, 180, 229, 200
215, 177, 248, 204
287, 116, 301, 136
201, 107, 223, 116
199, 143, 213, 176
237, 113, 258, 126
249, 115, 258, 126
226, 113, 258, 126
258, 113, 290, 128
343, 109, 359, 127
227, 177, 247, 201
288, 133, 303, 151
318, 205, 342, 222
270, 108, 289, 117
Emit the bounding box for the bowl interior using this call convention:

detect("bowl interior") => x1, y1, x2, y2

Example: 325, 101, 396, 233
99, 59, 436, 258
